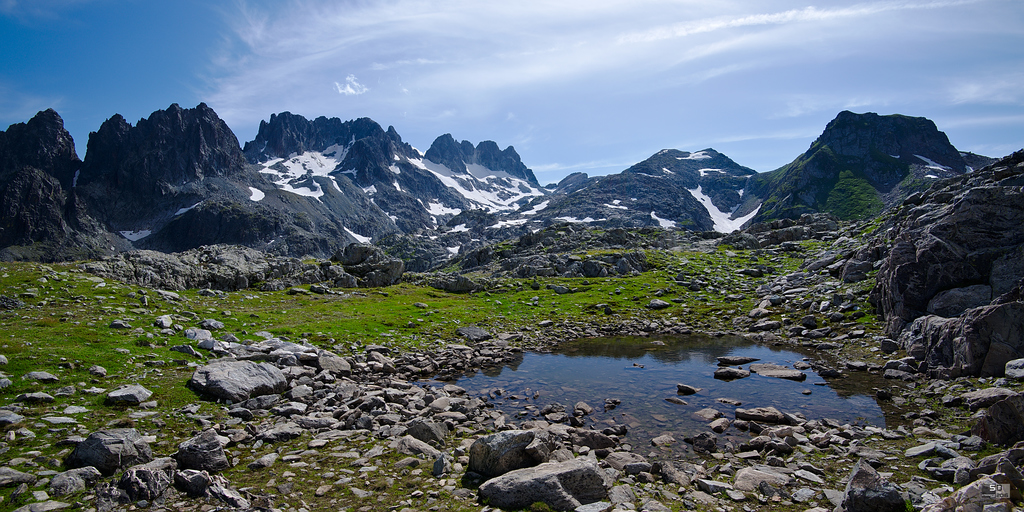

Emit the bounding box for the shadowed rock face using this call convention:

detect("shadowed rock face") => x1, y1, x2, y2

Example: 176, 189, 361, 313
871, 150, 1024, 377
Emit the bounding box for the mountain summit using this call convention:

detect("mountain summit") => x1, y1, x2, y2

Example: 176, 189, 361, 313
746, 111, 988, 222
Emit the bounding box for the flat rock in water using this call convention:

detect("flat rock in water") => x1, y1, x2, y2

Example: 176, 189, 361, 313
714, 367, 750, 380
749, 363, 807, 381
735, 407, 787, 424
676, 384, 701, 395
718, 356, 760, 366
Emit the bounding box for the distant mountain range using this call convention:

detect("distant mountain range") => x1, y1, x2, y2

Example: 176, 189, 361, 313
0, 103, 1003, 265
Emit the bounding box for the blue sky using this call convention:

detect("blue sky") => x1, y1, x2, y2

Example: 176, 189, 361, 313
2, 0, 1022, 184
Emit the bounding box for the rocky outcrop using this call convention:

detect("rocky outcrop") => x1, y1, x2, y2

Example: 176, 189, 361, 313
189, 360, 289, 403
870, 150, 1024, 376
85, 243, 403, 291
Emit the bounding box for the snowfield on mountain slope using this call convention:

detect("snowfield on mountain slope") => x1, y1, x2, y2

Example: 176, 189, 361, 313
259, 143, 349, 200
407, 157, 545, 212
688, 185, 760, 233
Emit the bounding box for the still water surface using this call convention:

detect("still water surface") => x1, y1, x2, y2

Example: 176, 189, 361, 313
455, 335, 886, 448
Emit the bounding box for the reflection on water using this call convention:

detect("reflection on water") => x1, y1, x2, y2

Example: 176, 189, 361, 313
455, 335, 887, 448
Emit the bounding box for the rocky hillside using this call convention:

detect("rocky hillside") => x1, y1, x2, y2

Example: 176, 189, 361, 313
746, 111, 994, 222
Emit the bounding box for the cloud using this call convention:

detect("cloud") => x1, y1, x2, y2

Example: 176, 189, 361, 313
334, 75, 369, 96
948, 74, 1024, 105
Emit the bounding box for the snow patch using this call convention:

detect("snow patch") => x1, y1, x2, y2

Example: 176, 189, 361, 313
119, 230, 151, 241
604, 203, 628, 210
426, 202, 462, 216
554, 216, 604, 224
259, 143, 350, 201
698, 168, 724, 177
449, 224, 470, 233
248, 187, 265, 202
924, 174, 938, 179
175, 202, 201, 216
679, 151, 712, 160
687, 185, 760, 233
914, 154, 952, 171
522, 200, 550, 215
662, 167, 675, 175
447, 246, 460, 256
363, 185, 377, 195
389, 164, 402, 175
344, 227, 372, 244
407, 157, 545, 212
650, 212, 676, 228
489, 218, 530, 229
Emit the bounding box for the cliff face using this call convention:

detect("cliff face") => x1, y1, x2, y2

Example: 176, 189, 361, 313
0, 109, 118, 261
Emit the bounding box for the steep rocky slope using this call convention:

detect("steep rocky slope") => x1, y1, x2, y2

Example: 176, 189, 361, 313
0, 109, 118, 261
747, 111, 985, 222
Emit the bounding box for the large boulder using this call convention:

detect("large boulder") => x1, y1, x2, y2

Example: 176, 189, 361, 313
49, 466, 102, 497
733, 467, 792, 492
118, 457, 176, 501
841, 459, 907, 512
175, 429, 230, 472
972, 394, 1024, 446
65, 429, 153, 476
189, 360, 288, 403
898, 302, 1024, 378
469, 430, 537, 478
477, 458, 609, 511
331, 243, 404, 287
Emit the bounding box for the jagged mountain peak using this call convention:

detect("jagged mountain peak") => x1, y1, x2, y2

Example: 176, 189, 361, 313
0, 108, 81, 189
424, 134, 539, 186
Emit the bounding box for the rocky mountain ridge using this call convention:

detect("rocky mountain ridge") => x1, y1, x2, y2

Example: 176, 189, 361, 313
0, 104, 1007, 271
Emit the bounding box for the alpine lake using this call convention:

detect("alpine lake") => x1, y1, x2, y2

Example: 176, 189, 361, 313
449, 334, 898, 456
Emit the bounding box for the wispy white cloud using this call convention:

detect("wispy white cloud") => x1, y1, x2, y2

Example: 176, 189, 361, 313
949, 73, 1024, 105
334, 75, 369, 96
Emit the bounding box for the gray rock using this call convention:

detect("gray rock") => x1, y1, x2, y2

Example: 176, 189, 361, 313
117, 457, 176, 501
247, 453, 278, 470
714, 367, 750, 380
175, 429, 229, 472
390, 435, 441, 458
972, 394, 1024, 446
841, 459, 907, 512
477, 458, 608, 511
646, 299, 672, 310
65, 429, 153, 476
10, 501, 71, 512
106, 384, 153, 406
676, 384, 701, 395
1006, 358, 1024, 380
733, 467, 791, 491
174, 469, 213, 497
0, 410, 25, 427
49, 466, 102, 497
16, 392, 54, 403
406, 419, 447, 447
455, 326, 492, 342
927, 285, 992, 318
189, 360, 288, 402
23, 371, 59, 382
696, 479, 733, 494
718, 356, 760, 365
198, 319, 225, 330
0, 466, 37, 486
316, 353, 351, 377
749, 363, 806, 381
469, 430, 536, 478
258, 421, 303, 443
962, 387, 1017, 411
735, 406, 788, 424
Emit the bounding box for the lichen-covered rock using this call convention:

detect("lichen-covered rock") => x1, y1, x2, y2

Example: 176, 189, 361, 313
65, 429, 153, 476
469, 430, 537, 478
189, 360, 287, 403
478, 458, 609, 511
